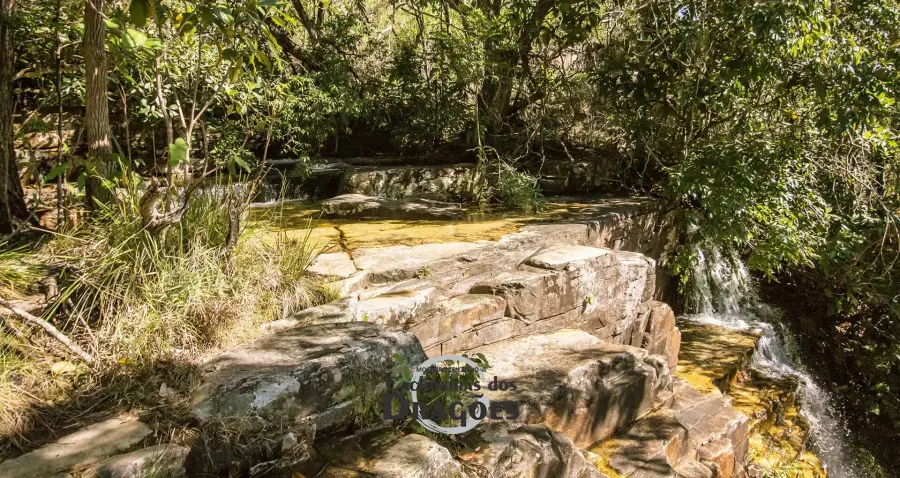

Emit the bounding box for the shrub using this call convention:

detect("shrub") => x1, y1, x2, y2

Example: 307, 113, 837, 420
496, 163, 544, 211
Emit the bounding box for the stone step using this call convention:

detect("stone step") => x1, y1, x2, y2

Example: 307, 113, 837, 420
669, 380, 750, 464
590, 409, 693, 476
588, 380, 750, 478
470, 329, 672, 448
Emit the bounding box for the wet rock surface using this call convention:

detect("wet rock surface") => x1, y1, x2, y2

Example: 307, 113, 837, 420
590, 379, 750, 478
676, 320, 825, 476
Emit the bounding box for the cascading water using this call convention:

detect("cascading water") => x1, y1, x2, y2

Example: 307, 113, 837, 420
683, 245, 866, 477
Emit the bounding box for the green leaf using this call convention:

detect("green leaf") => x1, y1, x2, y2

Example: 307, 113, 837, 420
123, 28, 148, 49
143, 37, 163, 49
226, 57, 244, 83
129, 0, 149, 27
44, 164, 69, 182
234, 156, 251, 172
169, 138, 188, 165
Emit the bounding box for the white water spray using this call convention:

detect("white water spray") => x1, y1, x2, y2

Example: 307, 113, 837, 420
683, 245, 865, 477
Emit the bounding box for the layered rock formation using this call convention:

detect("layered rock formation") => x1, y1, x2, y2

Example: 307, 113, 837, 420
4, 193, 752, 478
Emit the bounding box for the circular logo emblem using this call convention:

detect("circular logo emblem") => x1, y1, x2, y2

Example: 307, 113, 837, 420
409, 354, 490, 434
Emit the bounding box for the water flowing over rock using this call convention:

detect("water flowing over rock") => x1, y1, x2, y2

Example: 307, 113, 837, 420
683, 244, 864, 477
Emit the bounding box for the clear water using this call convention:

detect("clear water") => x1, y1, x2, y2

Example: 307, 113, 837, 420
683, 245, 866, 477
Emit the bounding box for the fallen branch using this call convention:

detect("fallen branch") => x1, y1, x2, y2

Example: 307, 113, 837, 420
0, 296, 94, 363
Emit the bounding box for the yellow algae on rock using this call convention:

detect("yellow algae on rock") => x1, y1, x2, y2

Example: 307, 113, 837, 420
676, 320, 826, 477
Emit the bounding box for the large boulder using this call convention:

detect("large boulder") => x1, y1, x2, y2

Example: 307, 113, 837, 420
472, 329, 672, 448
321, 194, 465, 220
458, 423, 608, 478
191, 322, 427, 435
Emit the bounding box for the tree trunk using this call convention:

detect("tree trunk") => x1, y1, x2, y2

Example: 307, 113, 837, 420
83, 0, 111, 208
0, 0, 26, 234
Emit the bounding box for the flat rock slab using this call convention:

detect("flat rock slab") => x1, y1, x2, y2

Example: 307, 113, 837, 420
261, 297, 361, 333
0, 416, 151, 478
356, 280, 438, 327
353, 242, 488, 283
321, 194, 465, 220
318, 428, 463, 478
191, 322, 426, 434
83, 444, 190, 478
458, 423, 607, 478
472, 329, 671, 448
309, 251, 358, 279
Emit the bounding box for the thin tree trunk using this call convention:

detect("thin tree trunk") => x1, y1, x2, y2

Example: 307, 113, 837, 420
0, 0, 27, 234
55, 0, 64, 229
83, 0, 111, 208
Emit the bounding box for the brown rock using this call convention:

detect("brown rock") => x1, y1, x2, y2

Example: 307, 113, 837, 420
409, 294, 507, 349
321, 194, 465, 220
470, 270, 575, 323
472, 329, 672, 448
697, 439, 736, 478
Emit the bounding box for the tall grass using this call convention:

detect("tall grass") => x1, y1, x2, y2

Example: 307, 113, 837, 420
46, 185, 323, 362
0, 241, 42, 298
1, 184, 325, 448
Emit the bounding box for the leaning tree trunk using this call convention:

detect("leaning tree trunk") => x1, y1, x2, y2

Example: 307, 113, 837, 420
83, 0, 111, 208
0, 0, 27, 234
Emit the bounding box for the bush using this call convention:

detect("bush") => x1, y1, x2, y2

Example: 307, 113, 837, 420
496, 163, 544, 211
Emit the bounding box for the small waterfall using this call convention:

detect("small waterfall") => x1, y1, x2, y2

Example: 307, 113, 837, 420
683, 244, 865, 477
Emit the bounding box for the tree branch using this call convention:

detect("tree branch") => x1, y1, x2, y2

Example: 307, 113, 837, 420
0, 296, 94, 363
